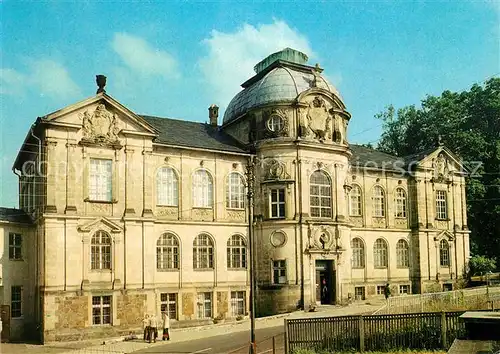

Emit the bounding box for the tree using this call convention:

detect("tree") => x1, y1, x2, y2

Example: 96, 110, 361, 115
467, 255, 497, 277
376, 78, 500, 262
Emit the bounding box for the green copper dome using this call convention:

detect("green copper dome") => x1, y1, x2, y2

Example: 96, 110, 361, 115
223, 48, 341, 125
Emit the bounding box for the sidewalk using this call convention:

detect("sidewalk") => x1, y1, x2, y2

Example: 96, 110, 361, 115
0, 300, 384, 354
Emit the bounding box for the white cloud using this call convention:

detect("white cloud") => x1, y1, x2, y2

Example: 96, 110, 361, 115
0, 68, 26, 96
28, 59, 81, 99
112, 33, 179, 79
199, 20, 314, 109
1, 60, 81, 99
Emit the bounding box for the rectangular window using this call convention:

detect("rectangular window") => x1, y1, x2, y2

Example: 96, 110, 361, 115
9, 233, 22, 260
160, 293, 177, 320
376, 285, 386, 295
89, 159, 112, 202
354, 286, 365, 300
443, 283, 453, 292
270, 189, 285, 219
197, 292, 212, 319
92, 295, 111, 325
230, 291, 245, 316
11, 286, 22, 318
436, 190, 447, 219
399, 285, 410, 295
273, 260, 286, 284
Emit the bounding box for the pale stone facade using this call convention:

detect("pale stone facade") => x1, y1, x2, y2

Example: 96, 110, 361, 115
0, 48, 470, 342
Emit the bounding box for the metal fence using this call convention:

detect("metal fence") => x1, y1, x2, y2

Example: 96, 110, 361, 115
374, 286, 500, 315
284, 311, 466, 353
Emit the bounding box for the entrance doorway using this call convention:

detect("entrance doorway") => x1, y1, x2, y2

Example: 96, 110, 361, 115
315, 260, 335, 305
1, 305, 10, 343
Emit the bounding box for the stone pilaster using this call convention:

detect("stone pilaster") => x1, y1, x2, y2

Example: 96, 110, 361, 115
45, 140, 58, 213
65, 142, 78, 214
124, 148, 135, 216
142, 149, 153, 217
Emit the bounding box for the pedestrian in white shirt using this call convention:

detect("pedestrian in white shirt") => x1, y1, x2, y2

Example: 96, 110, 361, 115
161, 312, 170, 341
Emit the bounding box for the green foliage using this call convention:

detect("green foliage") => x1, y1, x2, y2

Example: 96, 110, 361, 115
376, 78, 500, 261
467, 254, 497, 276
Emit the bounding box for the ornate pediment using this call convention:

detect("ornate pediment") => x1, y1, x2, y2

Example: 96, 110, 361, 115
79, 103, 122, 148
434, 230, 455, 242
78, 217, 123, 234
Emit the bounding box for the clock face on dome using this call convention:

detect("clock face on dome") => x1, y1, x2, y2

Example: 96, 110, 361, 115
267, 114, 284, 132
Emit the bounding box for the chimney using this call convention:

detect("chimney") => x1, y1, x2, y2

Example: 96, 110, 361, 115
208, 104, 219, 126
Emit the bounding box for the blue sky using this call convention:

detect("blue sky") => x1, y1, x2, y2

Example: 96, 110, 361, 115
1, 1, 498, 208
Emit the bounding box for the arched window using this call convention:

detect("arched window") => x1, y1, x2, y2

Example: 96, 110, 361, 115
193, 170, 213, 208
227, 235, 246, 269
226, 173, 245, 209
395, 188, 407, 218
350, 185, 362, 216
193, 234, 214, 269
374, 238, 388, 268
397, 239, 409, 268
91, 231, 111, 270
157, 233, 179, 270
373, 186, 385, 217
310, 171, 332, 218
440, 239, 450, 267
351, 238, 365, 268
157, 167, 178, 206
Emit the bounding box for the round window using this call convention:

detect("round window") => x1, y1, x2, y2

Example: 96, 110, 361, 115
270, 231, 287, 247
267, 115, 283, 132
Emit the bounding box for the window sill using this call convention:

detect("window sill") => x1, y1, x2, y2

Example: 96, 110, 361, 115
227, 208, 245, 211
350, 214, 362, 217
90, 269, 112, 273
352, 267, 365, 270
84, 198, 118, 204
372, 216, 386, 219
228, 268, 247, 271
268, 217, 286, 221
92, 324, 112, 327
440, 265, 450, 268
156, 204, 178, 208
9, 258, 24, 262
157, 268, 180, 272
374, 267, 388, 269
395, 217, 407, 220
396, 266, 410, 269
435, 218, 450, 221
193, 268, 215, 272
11, 316, 24, 320
192, 207, 213, 210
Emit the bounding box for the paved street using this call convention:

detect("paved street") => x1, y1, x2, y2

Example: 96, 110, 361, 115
134, 325, 285, 354
0, 301, 384, 354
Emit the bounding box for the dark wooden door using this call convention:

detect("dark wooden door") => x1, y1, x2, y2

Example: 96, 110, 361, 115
1, 305, 10, 343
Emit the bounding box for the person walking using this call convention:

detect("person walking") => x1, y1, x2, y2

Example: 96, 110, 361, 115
384, 283, 391, 300
142, 314, 150, 342
149, 313, 158, 343
161, 312, 170, 341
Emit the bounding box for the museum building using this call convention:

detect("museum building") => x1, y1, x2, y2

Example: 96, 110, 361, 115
0, 48, 470, 342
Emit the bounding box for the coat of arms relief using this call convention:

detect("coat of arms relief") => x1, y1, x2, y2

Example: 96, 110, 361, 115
80, 103, 121, 147
298, 96, 347, 144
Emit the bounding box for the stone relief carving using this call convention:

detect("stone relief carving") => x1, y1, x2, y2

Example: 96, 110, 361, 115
307, 224, 342, 251
350, 216, 363, 228
432, 153, 451, 183
298, 96, 348, 144
435, 220, 448, 230
394, 218, 408, 229
270, 230, 287, 248
264, 159, 290, 180
192, 208, 213, 221
89, 203, 112, 215
227, 210, 245, 221
80, 104, 121, 147
372, 217, 386, 228
156, 206, 178, 219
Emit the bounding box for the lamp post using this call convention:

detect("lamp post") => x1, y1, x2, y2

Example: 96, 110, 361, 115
245, 156, 256, 354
